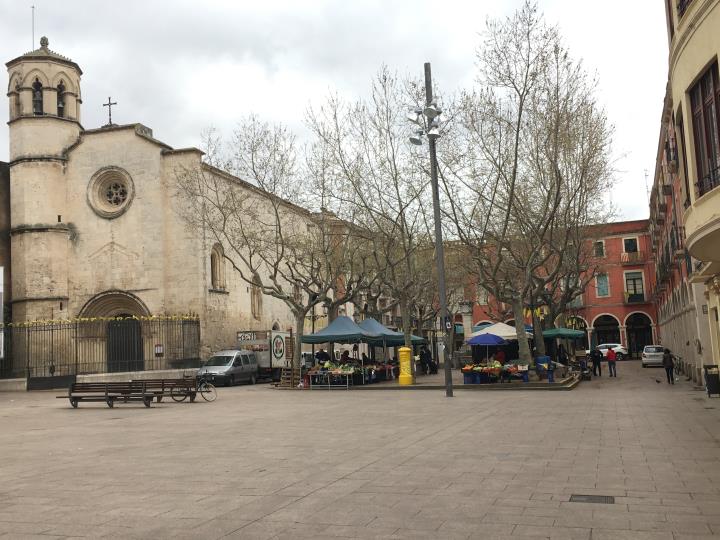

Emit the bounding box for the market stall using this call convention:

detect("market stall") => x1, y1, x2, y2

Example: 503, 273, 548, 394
463, 324, 533, 384
358, 318, 425, 380
301, 316, 381, 387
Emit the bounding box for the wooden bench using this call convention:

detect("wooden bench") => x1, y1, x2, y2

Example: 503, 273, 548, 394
57, 382, 154, 408
131, 378, 197, 403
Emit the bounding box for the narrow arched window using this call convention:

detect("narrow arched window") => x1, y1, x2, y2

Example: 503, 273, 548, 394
57, 81, 66, 118
251, 277, 263, 320
210, 244, 225, 290
32, 78, 43, 115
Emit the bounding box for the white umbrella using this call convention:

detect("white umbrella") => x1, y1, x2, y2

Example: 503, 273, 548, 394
466, 321, 533, 342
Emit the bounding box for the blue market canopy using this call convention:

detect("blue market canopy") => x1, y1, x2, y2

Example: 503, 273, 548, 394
358, 318, 425, 346
301, 316, 380, 344
467, 333, 509, 346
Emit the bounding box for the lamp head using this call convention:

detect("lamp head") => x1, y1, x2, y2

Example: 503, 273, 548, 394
423, 102, 441, 119
409, 130, 424, 145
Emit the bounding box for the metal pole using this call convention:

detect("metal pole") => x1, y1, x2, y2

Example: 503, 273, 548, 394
424, 62, 453, 398
311, 305, 316, 359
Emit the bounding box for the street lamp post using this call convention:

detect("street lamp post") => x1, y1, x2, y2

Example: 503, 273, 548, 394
409, 62, 453, 398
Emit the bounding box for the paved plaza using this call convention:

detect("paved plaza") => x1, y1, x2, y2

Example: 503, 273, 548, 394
1, 362, 720, 539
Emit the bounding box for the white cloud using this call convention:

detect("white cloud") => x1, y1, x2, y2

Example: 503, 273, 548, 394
0, 0, 667, 220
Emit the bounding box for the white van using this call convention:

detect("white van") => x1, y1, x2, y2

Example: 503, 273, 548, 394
196, 349, 259, 386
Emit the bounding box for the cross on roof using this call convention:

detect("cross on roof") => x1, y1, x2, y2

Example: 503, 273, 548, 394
103, 96, 117, 126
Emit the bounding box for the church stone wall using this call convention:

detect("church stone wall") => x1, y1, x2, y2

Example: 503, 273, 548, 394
65, 129, 171, 318
0, 161, 10, 315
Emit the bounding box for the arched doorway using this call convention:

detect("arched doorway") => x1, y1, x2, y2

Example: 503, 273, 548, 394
593, 314, 620, 347
626, 312, 653, 358
79, 291, 150, 373
564, 316, 589, 351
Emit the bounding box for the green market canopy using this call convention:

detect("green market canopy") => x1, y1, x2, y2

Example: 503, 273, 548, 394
358, 318, 425, 346
541, 327, 586, 339
301, 316, 380, 344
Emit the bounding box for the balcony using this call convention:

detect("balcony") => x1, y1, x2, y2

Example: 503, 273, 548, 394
685, 177, 720, 262
620, 251, 646, 265
696, 166, 720, 198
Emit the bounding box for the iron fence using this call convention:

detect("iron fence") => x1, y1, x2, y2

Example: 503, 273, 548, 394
0, 318, 201, 380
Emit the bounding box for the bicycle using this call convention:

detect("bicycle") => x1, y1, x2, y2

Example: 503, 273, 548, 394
171, 375, 217, 403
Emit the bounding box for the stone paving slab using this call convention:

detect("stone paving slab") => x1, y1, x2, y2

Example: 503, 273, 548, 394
1, 361, 720, 538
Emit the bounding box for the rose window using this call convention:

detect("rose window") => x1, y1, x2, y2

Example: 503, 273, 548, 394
105, 182, 128, 206
88, 167, 135, 219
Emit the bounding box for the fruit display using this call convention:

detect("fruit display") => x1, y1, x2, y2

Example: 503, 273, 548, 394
461, 362, 526, 383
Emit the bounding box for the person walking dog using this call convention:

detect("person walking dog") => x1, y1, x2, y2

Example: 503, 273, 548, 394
606, 347, 617, 377
663, 348, 675, 384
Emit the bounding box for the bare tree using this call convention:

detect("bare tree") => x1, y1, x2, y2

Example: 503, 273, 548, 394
172, 119, 368, 378
306, 68, 436, 347
440, 1, 614, 363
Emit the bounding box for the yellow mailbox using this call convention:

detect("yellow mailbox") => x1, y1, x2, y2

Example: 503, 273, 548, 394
398, 346, 414, 385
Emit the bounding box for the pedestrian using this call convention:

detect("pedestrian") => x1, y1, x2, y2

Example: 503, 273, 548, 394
663, 348, 675, 384
590, 347, 603, 377
419, 345, 432, 375
315, 348, 330, 364
606, 347, 617, 377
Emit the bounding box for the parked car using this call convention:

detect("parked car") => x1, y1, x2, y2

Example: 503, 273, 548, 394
641, 345, 665, 367
595, 343, 628, 361
196, 349, 259, 386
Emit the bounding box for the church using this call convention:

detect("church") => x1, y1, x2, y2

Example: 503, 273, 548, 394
1, 38, 302, 380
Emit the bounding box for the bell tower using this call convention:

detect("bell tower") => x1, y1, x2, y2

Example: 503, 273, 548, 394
5, 37, 83, 321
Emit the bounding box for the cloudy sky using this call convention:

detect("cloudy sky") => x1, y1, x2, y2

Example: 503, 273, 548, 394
1, 0, 668, 220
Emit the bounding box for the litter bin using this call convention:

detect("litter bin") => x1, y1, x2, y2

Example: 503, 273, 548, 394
704, 365, 720, 397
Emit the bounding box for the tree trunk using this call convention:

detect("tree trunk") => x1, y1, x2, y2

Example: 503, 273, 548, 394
399, 296, 412, 348
511, 297, 532, 364
532, 311, 546, 356
293, 312, 307, 387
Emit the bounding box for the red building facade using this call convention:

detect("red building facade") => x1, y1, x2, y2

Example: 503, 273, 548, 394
570, 220, 657, 355
467, 220, 657, 356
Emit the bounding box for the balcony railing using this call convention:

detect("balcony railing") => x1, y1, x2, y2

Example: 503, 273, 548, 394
620, 251, 646, 264
677, 0, 694, 18
696, 165, 720, 197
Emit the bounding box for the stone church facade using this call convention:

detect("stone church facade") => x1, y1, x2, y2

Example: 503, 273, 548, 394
1, 38, 298, 364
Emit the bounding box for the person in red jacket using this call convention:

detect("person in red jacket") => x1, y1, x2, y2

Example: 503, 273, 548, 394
606, 347, 617, 377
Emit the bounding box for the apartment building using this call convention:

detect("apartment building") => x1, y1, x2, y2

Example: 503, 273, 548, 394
650, 87, 711, 381
664, 0, 720, 368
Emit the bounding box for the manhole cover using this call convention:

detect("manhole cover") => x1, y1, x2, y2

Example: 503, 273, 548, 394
569, 494, 615, 504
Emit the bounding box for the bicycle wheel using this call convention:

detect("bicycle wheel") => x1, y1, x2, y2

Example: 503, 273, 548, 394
199, 382, 217, 402
171, 385, 189, 402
